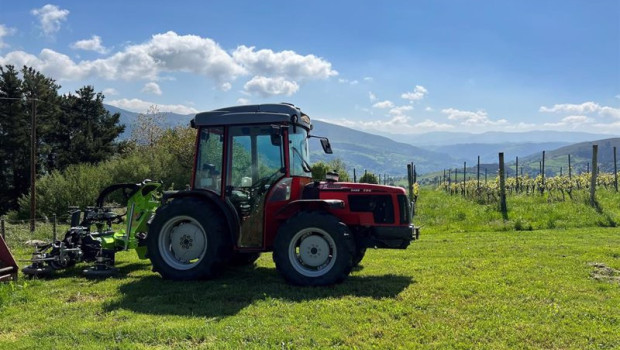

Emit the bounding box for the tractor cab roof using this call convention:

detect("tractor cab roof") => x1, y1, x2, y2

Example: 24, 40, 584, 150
191, 103, 312, 130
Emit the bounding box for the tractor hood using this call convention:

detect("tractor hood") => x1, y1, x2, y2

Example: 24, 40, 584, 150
303, 181, 407, 198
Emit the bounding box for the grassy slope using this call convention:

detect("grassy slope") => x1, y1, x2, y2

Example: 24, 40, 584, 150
1, 190, 619, 349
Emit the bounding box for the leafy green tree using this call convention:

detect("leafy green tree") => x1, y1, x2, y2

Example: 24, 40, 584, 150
49, 85, 124, 170
311, 158, 350, 182
0, 66, 125, 214
0, 65, 26, 213
359, 171, 379, 184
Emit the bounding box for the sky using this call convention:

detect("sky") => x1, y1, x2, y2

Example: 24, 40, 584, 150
0, 1, 619, 135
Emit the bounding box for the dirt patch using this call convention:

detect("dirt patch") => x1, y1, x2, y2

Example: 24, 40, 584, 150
589, 262, 620, 284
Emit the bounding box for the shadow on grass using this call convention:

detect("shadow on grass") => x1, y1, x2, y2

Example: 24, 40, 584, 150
104, 265, 413, 318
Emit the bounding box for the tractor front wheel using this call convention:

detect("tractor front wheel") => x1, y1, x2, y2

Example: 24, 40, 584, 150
147, 198, 226, 280
273, 212, 354, 286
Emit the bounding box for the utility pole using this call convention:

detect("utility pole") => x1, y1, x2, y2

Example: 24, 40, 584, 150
30, 98, 37, 232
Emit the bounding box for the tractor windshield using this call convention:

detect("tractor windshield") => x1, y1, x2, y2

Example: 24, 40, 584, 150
289, 127, 311, 177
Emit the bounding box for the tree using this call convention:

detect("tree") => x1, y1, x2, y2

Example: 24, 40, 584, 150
131, 105, 165, 148
49, 86, 124, 170
359, 171, 379, 184
0, 65, 125, 214
311, 158, 351, 182
0, 65, 26, 214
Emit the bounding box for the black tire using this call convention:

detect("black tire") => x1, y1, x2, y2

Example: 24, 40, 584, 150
147, 197, 227, 280
229, 252, 261, 266
273, 212, 354, 286
352, 246, 367, 267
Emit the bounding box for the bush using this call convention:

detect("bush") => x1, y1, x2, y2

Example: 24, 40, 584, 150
14, 127, 195, 219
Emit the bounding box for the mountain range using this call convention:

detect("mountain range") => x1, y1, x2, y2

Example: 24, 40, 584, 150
105, 105, 619, 177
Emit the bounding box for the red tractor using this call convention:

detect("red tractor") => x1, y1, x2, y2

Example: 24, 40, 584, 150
146, 103, 418, 286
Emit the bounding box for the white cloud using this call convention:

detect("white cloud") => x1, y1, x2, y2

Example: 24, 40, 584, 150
31, 4, 69, 37
107, 98, 198, 115
243, 76, 299, 97
539, 101, 620, 119
141, 82, 162, 95
389, 105, 413, 116
337, 78, 358, 85
373, 100, 394, 109
368, 92, 377, 102
102, 88, 118, 96
71, 35, 108, 54
543, 115, 594, 128
401, 85, 428, 102
600, 106, 620, 118
441, 108, 507, 126
0, 31, 338, 100
232, 45, 337, 81
425, 106, 433, 112
363, 77, 373, 82
220, 82, 232, 91
236, 98, 250, 105
324, 115, 455, 134
0, 24, 16, 49
540, 102, 601, 114
0, 31, 246, 83
412, 119, 455, 131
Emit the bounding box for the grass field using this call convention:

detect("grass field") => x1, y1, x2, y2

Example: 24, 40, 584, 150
1, 189, 619, 349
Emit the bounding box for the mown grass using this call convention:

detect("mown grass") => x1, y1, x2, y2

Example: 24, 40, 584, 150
1, 190, 619, 349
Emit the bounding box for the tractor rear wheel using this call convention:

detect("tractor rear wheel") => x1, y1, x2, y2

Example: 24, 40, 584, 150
352, 246, 367, 267
147, 198, 227, 280
273, 212, 354, 286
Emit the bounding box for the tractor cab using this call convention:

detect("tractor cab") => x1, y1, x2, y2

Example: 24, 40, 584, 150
189, 104, 329, 249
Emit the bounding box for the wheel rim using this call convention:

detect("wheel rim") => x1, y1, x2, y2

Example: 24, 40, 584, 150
288, 227, 337, 277
158, 215, 207, 271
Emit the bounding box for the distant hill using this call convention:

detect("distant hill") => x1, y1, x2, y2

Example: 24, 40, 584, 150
517, 138, 620, 176
383, 130, 614, 146
311, 120, 458, 175
428, 142, 569, 163
108, 104, 617, 177
105, 104, 193, 139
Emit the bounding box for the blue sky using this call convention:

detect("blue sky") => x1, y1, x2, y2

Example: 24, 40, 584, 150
0, 1, 618, 135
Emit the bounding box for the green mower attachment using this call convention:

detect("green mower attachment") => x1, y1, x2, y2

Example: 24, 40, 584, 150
23, 180, 161, 278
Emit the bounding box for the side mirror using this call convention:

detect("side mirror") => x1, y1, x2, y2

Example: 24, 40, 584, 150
320, 138, 333, 154
270, 125, 282, 146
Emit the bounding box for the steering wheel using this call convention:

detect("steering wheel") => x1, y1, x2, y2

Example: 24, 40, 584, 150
249, 168, 284, 197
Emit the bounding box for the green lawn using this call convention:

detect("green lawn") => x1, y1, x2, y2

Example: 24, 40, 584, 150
1, 192, 619, 349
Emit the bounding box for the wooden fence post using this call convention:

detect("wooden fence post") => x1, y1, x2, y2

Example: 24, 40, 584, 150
614, 146, 618, 192
462, 162, 466, 196
568, 154, 572, 179
541, 150, 546, 193
515, 156, 519, 192
407, 163, 413, 200
499, 152, 507, 219
353, 168, 357, 183
477, 156, 480, 190
590, 145, 598, 207
1, 219, 5, 240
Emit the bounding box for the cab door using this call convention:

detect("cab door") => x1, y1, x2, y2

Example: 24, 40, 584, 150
226, 125, 285, 248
